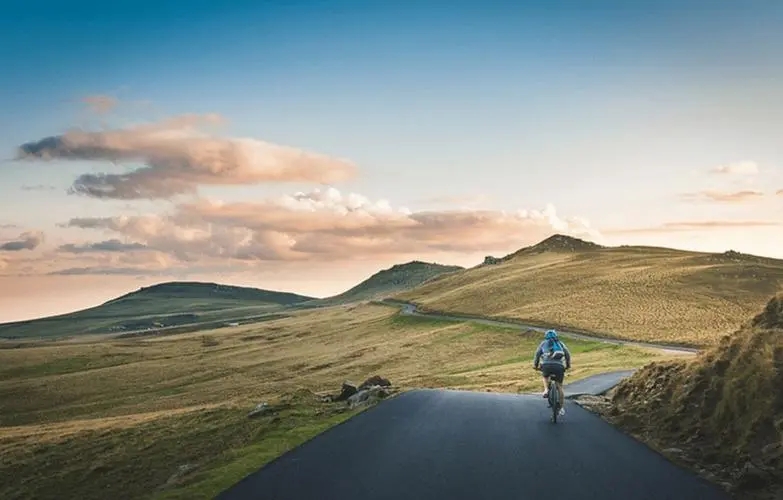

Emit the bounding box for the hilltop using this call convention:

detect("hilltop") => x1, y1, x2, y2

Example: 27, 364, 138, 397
0, 282, 314, 339
505, 233, 604, 257
105, 281, 313, 307
600, 294, 783, 498
317, 261, 464, 305
481, 234, 603, 264
397, 234, 783, 347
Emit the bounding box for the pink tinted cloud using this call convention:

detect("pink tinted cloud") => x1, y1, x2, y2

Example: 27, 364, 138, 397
60, 187, 602, 268
679, 190, 765, 203
16, 114, 357, 199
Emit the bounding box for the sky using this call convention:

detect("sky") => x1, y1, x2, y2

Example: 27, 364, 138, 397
1, 0, 782, 322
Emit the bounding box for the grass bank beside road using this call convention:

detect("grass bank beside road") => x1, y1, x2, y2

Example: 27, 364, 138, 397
0, 304, 676, 499
576, 293, 783, 500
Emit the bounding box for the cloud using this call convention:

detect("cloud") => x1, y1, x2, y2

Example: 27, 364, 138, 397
605, 220, 780, 235
679, 190, 765, 203
709, 161, 759, 175
16, 114, 357, 199
21, 184, 57, 191
81, 94, 118, 115
45, 257, 243, 277
777, 189, 783, 196
50, 266, 164, 276
38, 244, 178, 276
0, 224, 19, 229
58, 239, 149, 254
0, 231, 44, 251
63, 187, 601, 264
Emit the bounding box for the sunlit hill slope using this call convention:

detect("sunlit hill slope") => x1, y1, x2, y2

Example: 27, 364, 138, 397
314, 260, 464, 306
396, 234, 783, 347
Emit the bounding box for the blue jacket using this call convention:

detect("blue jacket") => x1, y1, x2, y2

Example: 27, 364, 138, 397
534, 338, 571, 369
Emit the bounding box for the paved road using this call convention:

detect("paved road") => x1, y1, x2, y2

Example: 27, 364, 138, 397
562, 370, 637, 398
394, 302, 699, 355
217, 389, 729, 500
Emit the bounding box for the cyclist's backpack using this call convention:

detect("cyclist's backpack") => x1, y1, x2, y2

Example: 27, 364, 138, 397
547, 339, 565, 361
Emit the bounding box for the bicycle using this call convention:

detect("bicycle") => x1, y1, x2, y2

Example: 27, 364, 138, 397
547, 373, 563, 423
535, 366, 565, 423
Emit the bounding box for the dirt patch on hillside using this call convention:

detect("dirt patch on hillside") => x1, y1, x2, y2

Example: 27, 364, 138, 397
575, 294, 783, 500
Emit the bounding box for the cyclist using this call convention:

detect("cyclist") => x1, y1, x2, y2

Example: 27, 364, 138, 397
533, 329, 571, 415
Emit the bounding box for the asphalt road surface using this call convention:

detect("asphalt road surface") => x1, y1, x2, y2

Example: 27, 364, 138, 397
562, 369, 637, 398
217, 389, 730, 500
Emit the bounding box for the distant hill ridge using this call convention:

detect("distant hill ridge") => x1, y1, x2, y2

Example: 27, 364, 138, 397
318, 260, 465, 305
5, 233, 783, 341
104, 281, 314, 306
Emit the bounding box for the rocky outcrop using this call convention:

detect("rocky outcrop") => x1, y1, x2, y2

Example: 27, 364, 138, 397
247, 402, 273, 418
334, 382, 359, 402
347, 385, 391, 409
326, 376, 394, 409
358, 375, 391, 390
483, 256, 502, 265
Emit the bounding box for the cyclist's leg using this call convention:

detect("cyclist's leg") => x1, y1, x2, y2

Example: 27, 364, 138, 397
554, 365, 566, 412
540, 365, 553, 396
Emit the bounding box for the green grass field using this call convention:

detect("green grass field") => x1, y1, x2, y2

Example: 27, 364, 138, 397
0, 304, 679, 499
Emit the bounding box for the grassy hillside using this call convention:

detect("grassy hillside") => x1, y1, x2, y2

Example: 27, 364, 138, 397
0, 303, 679, 500
315, 260, 464, 305
0, 282, 314, 339
397, 235, 783, 347
597, 293, 783, 499
0, 259, 463, 339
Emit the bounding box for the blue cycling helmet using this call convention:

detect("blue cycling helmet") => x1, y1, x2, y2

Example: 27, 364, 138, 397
545, 329, 558, 340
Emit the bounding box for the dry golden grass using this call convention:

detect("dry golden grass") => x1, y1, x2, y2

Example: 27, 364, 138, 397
398, 246, 783, 347
0, 303, 678, 499
600, 293, 783, 499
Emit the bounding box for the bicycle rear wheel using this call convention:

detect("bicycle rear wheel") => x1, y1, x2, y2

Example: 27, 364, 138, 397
549, 378, 559, 423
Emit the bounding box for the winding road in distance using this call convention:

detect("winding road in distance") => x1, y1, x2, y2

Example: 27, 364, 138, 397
393, 301, 700, 356
215, 302, 726, 499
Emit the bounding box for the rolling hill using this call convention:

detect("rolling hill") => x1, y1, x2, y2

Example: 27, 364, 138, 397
313, 260, 464, 306
395, 234, 783, 347
0, 282, 314, 339
0, 261, 464, 339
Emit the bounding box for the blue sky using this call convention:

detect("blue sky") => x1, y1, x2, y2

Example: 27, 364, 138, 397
1, 0, 782, 320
